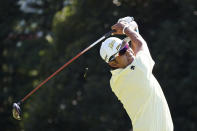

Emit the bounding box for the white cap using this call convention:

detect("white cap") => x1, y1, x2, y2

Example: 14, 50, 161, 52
100, 37, 123, 63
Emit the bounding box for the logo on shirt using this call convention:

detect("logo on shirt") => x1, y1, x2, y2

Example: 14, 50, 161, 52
130, 65, 135, 70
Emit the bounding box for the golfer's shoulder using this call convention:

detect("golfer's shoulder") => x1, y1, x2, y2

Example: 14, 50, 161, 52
136, 46, 154, 62
133, 49, 155, 73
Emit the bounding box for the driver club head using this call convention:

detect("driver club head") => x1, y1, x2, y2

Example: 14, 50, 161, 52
12, 102, 22, 120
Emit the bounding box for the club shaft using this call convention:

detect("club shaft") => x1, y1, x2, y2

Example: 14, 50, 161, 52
21, 30, 114, 102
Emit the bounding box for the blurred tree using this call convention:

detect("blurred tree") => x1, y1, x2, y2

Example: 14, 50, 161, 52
0, 0, 22, 131
1, 0, 197, 131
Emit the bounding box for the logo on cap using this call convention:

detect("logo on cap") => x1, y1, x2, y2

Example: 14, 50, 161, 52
108, 40, 116, 50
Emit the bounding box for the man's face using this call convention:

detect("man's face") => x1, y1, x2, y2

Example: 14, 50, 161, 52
109, 45, 135, 69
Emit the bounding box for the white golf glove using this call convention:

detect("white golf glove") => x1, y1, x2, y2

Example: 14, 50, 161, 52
118, 16, 139, 33
118, 16, 134, 23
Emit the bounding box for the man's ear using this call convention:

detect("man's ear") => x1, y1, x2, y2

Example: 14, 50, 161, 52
108, 61, 118, 68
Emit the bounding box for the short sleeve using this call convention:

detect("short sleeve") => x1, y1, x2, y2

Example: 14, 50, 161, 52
134, 50, 155, 75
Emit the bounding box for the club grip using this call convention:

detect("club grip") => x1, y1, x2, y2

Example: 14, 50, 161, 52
104, 30, 116, 38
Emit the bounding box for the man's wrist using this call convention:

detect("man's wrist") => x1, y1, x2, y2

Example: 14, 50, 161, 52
124, 26, 133, 35
122, 25, 130, 34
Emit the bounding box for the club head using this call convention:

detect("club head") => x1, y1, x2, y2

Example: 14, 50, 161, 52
12, 102, 22, 120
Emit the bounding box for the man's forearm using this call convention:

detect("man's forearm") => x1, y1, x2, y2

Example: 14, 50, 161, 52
124, 27, 146, 55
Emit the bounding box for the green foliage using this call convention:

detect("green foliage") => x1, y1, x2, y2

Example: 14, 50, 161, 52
1, 0, 197, 131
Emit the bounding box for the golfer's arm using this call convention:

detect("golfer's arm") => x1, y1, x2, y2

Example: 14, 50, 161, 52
124, 28, 146, 55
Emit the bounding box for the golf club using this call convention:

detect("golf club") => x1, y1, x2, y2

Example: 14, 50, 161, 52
12, 30, 115, 120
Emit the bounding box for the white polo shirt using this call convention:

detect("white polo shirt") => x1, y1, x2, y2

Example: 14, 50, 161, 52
110, 48, 173, 131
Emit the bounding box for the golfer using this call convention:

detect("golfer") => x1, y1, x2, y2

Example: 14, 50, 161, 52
100, 18, 174, 131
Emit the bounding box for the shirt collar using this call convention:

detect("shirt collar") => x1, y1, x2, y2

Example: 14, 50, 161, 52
111, 68, 123, 76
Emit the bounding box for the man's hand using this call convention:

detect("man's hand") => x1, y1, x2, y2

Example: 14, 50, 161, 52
111, 21, 128, 35
111, 21, 138, 35
118, 16, 134, 24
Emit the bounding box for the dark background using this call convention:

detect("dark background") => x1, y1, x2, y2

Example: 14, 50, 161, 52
1, 0, 197, 130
